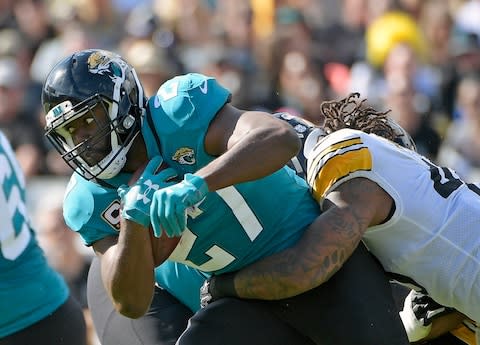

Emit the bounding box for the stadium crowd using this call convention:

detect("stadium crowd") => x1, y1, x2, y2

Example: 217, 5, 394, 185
1, 0, 479, 344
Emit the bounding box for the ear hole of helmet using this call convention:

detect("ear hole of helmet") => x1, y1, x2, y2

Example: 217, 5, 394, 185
115, 80, 142, 134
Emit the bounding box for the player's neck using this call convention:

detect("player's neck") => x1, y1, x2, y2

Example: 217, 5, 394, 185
123, 135, 148, 172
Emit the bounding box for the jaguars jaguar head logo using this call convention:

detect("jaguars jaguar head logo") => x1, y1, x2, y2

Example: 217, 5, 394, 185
172, 147, 195, 165
87, 51, 125, 81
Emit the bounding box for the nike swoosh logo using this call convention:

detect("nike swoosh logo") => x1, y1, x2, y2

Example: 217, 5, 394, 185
199, 80, 208, 94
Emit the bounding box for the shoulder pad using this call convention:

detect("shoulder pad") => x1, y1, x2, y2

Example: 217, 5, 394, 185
150, 73, 231, 129
63, 173, 123, 244
63, 174, 95, 232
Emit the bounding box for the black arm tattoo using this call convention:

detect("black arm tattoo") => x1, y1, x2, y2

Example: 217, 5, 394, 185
225, 178, 379, 300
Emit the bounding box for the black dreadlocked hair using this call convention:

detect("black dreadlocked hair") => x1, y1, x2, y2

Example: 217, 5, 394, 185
320, 92, 396, 142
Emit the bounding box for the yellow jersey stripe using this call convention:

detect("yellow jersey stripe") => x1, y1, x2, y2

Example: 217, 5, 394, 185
311, 147, 372, 202
450, 324, 476, 345
307, 137, 362, 184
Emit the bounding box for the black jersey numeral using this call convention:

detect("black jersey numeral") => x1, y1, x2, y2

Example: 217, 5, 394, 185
424, 159, 480, 198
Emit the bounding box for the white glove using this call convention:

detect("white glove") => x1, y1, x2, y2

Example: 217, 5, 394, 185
400, 289, 456, 342
400, 290, 432, 342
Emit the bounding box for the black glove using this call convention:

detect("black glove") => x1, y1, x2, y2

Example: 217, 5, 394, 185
199, 273, 237, 308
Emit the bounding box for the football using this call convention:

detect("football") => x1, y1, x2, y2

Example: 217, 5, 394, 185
129, 159, 181, 267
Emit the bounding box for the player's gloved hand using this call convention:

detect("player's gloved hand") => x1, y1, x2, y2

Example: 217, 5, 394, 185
400, 289, 456, 342
200, 276, 215, 308
200, 273, 237, 308
150, 173, 208, 238
118, 156, 178, 228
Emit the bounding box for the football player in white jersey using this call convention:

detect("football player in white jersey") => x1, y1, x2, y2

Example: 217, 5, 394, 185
207, 93, 479, 345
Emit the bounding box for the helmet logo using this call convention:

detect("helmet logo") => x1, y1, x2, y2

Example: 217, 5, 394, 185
293, 124, 308, 138
87, 51, 125, 81
45, 100, 74, 129
172, 147, 195, 165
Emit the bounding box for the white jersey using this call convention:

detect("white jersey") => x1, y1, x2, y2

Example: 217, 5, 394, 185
306, 128, 480, 323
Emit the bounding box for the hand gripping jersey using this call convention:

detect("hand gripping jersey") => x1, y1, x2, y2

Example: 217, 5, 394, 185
0, 132, 68, 337
306, 128, 480, 323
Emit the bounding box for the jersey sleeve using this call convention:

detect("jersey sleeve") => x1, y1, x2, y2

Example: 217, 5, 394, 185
63, 173, 123, 246
144, 73, 231, 173
149, 73, 231, 133
306, 129, 374, 206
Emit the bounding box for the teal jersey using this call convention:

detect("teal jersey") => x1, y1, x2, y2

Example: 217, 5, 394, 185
154, 261, 207, 312
63, 172, 127, 245
143, 73, 320, 273
0, 132, 68, 337
63, 172, 207, 312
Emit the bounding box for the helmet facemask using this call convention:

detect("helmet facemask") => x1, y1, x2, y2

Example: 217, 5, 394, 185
45, 91, 142, 180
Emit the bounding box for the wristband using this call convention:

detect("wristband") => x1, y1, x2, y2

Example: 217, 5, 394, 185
210, 273, 237, 299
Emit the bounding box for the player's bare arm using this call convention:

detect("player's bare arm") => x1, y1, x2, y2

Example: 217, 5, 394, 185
216, 177, 393, 300
92, 225, 155, 318
198, 103, 301, 191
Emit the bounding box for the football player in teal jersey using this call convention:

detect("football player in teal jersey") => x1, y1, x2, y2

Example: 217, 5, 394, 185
68, 171, 316, 345
42, 49, 408, 345
0, 131, 86, 345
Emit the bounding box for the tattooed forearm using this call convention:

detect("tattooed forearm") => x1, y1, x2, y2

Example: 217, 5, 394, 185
231, 205, 366, 299
229, 178, 382, 300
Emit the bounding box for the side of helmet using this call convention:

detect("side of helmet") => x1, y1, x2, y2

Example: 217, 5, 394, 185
386, 118, 417, 152
272, 112, 322, 179
42, 49, 146, 180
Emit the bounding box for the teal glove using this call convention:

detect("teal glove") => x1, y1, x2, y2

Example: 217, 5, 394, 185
118, 156, 178, 228
150, 173, 208, 238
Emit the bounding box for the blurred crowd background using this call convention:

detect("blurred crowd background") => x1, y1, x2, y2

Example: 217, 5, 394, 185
2, 0, 480, 179
1, 0, 479, 344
